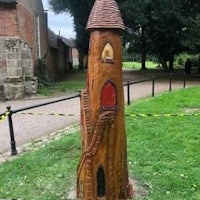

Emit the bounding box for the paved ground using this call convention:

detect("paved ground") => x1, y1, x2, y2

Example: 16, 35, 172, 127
0, 69, 200, 155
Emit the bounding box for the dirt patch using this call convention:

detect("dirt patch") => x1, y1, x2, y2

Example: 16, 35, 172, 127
183, 107, 200, 114
66, 178, 149, 199
131, 179, 149, 199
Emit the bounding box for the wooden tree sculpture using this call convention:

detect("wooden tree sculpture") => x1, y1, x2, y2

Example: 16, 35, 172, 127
77, 0, 133, 199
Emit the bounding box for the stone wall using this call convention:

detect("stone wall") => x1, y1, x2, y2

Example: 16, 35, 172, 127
0, 37, 37, 100
17, 0, 48, 63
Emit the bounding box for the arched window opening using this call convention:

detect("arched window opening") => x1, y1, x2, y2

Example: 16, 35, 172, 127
101, 43, 114, 63
97, 166, 106, 197
101, 81, 117, 111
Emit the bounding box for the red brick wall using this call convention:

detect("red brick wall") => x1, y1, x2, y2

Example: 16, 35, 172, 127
16, 3, 36, 61
0, 5, 19, 36
17, 0, 48, 61
17, 0, 48, 69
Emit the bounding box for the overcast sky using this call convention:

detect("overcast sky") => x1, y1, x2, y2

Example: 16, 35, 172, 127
42, 0, 75, 39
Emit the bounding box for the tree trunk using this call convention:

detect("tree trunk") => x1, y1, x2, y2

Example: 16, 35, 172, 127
141, 26, 146, 70
79, 53, 84, 71
141, 50, 146, 70
79, 53, 88, 71
169, 55, 174, 71
198, 53, 200, 74
159, 57, 168, 70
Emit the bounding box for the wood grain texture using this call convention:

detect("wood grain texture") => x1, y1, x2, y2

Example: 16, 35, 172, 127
77, 1, 133, 199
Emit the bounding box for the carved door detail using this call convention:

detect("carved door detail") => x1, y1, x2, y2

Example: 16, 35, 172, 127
101, 81, 117, 111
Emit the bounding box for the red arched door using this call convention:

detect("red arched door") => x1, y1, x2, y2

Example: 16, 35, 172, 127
101, 81, 117, 111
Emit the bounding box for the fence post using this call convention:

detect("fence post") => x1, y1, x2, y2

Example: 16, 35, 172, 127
127, 81, 130, 105
152, 76, 155, 97
169, 73, 172, 91
7, 106, 17, 155
78, 90, 82, 99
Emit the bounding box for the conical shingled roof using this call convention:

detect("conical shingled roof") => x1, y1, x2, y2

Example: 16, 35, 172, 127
86, 0, 125, 31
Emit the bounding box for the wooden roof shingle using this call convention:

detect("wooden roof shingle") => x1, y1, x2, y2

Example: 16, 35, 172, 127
0, 0, 17, 3
86, 0, 125, 31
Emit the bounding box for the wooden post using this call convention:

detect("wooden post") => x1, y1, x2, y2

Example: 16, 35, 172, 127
77, 0, 133, 199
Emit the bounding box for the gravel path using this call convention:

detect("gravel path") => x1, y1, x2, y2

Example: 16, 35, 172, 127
0, 69, 199, 156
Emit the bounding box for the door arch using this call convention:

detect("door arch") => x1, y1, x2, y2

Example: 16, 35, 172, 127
101, 81, 117, 111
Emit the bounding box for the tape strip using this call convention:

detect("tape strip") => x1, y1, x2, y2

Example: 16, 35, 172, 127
19, 112, 78, 117
19, 112, 199, 118
126, 113, 200, 117
0, 111, 10, 122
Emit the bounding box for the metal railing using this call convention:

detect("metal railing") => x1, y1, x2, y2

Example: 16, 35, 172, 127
123, 73, 196, 105
3, 94, 80, 155
0, 72, 198, 155
124, 77, 155, 105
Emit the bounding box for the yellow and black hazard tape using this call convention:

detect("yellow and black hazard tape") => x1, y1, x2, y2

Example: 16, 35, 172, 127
126, 113, 200, 117
16, 111, 200, 118
19, 112, 79, 117
0, 111, 10, 122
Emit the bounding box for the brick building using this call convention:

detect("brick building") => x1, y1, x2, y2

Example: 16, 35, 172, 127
48, 29, 76, 80
0, 0, 48, 99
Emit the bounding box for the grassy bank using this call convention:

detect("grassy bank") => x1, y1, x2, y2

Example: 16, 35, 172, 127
38, 70, 86, 96
123, 61, 158, 70
38, 62, 159, 96
0, 86, 200, 199
126, 86, 200, 199
0, 132, 80, 199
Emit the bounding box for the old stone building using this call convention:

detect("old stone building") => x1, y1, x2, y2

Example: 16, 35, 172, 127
0, 0, 48, 99
48, 29, 75, 80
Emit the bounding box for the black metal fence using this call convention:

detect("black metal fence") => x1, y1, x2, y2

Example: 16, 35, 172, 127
0, 94, 80, 155
0, 73, 198, 155
124, 77, 155, 105
124, 73, 196, 105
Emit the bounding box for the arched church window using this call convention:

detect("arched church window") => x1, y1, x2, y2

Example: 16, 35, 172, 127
101, 81, 117, 111
97, 166, 106, 197
101, 43, 114, 63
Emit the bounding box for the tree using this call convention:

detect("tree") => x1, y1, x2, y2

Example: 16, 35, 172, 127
49, 0, 200, 71
119, 0, 152, 69
146, 0, 185, 70
49, 0, 94, 70
120, 0, 200, 70
183, 14, 200, 72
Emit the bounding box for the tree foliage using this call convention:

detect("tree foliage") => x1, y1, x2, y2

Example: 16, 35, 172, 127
49, 0, 200, 70
49, 0, 94, 69
120, 0, 200, 69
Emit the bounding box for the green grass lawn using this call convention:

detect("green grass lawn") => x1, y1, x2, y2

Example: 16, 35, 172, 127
0, 87, 200, 199
38, 63, 159, 96
38, 70, 86, 96
123, 61, 158, 70
126, 87, 200, 200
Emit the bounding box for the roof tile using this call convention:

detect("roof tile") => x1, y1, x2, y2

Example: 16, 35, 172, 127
86, 0, 125, 31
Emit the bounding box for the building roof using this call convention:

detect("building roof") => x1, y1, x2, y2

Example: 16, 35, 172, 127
48, 29, 58, 49
0, 0, 17, 3
48, 28, 75, 49
61, 37, 75, 48
86, 0, 125, 31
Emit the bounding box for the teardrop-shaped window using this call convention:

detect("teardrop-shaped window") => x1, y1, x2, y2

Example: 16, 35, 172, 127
101, 43, 114, 63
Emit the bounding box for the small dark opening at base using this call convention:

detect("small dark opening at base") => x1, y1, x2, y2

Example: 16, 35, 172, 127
97, 166, 106, 197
